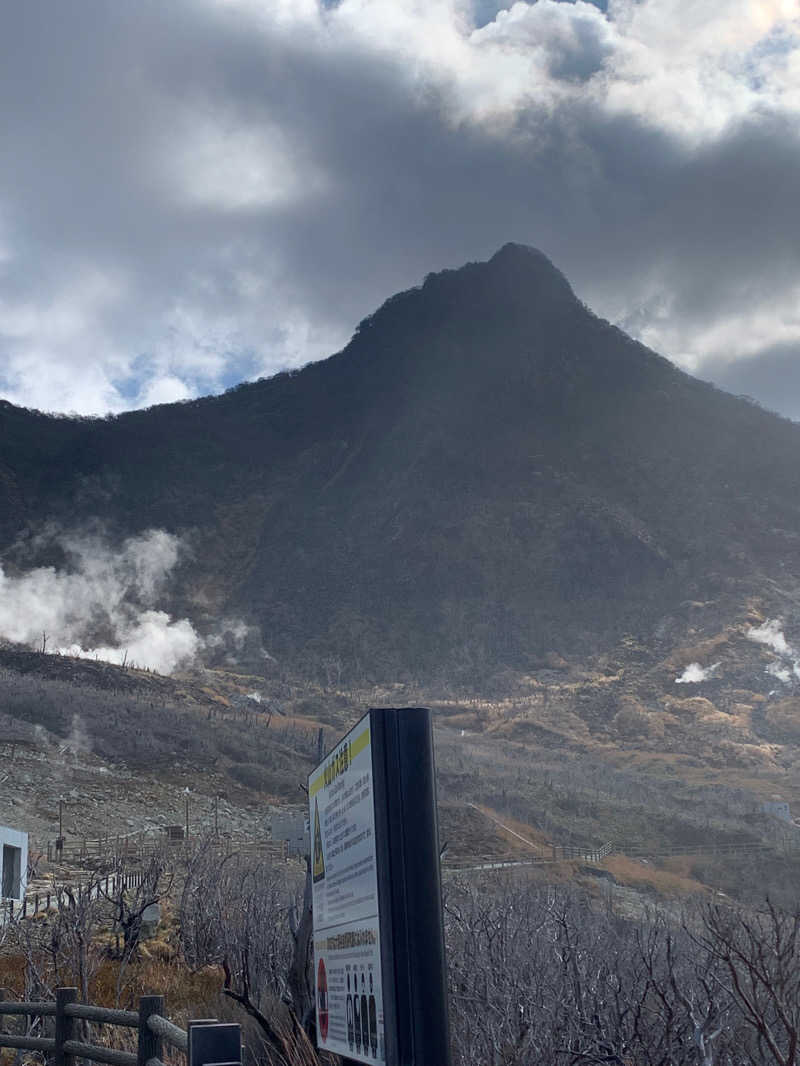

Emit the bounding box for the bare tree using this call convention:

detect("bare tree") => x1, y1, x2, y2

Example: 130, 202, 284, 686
177, 840, 316, 1064
99, 850, 173, 1005
444, 879, 740, 1066
697, 899, 800, 1066
6, 877, 104, 1003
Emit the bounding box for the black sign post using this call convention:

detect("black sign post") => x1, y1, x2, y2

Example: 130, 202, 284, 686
309, 707, 451, 1066
188, 1022, 241, 1066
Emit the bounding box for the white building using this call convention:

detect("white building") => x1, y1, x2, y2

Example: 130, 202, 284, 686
269, 808, 309, 857
0, 825, 28, 901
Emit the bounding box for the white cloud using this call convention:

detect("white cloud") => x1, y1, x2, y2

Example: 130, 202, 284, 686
0, 0, 798, 414
137, 375, 195, 408
158, 111, 330, 212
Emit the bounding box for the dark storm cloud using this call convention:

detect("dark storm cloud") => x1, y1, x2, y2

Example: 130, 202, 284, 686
0, 0, 798, 415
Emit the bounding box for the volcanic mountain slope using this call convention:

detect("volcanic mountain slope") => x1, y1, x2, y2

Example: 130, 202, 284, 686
2, 243, 800, 682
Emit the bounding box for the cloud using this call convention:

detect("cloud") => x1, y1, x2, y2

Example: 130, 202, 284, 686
0, 0, 798, 414
137, 375, 196, 409
0, 528, 202, 673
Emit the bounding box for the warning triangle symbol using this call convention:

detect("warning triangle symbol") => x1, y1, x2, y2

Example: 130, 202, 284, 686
313, 796, 325, 883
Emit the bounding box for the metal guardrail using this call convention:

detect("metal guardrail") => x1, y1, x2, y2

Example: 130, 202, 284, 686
0, 987, 187, 1066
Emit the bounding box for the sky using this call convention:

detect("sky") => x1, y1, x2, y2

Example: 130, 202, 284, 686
1, 0, 799, 418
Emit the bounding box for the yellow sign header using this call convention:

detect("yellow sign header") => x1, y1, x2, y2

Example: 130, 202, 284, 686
309, 726, 370, 797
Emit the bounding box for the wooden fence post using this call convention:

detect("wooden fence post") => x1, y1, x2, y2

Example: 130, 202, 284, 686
0, 987, 11, 1039
137, 995, 164, 1066
55, 987, 77, 1066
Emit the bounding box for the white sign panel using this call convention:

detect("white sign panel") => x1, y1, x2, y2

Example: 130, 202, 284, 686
309, 715, 385, 1062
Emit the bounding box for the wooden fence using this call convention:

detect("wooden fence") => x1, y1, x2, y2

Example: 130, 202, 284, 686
1, 870, 148, 925
443, 835, 798, 874
0, 987, 190, 1066
444, 841, 614, 873
46, 829, 288, 867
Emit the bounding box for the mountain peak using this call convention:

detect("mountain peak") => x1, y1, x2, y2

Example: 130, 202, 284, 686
489, 241, 553, 266
485, 242, 577, 299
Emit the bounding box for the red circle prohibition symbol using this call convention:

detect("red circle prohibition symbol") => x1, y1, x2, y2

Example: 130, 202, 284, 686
317, 958, 329, 1040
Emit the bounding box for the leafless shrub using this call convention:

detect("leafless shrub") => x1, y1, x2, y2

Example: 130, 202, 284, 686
444, 877, 746, 1066
177, 841, 313, 1063
695, 899, 800, 1066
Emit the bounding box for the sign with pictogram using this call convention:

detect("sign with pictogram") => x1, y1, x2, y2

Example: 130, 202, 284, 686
312, 796, 325, 883
309, 715, 385, 1062
309, 708, 452, 1066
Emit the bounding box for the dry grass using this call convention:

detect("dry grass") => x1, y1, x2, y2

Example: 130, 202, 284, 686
92, 958, 224, 1016
472, 804, 551, 854
0, 954, 25, 995
0, 953, 323, 1066
664, 630, 734, 671
600, 855, 709, 898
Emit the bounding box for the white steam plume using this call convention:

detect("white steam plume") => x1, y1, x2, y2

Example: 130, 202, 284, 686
58, 714, 93, 756
59, 612, 201, 675
0, 529, 200, 674
748, 619, 793, 657
675, 661, 720, 684
767, 661, 792, 685
748, 619, 800, 686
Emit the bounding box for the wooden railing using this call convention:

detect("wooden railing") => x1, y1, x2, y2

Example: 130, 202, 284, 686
0, 987, 188, 1066
444, 841, 615, 872
1, 870, 149, 924
443, 836, 795, 874
46, 828, 288, 866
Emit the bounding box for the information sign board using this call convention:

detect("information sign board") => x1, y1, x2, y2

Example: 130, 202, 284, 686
310, 707, 451, 1066
309, 715, 385, 1062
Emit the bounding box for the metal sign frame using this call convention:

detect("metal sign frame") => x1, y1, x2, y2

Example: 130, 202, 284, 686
309, 707, 450, 1066
188, 1022, 241, 1066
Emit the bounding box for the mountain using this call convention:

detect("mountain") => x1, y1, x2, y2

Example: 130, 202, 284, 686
3, 242, 800, 684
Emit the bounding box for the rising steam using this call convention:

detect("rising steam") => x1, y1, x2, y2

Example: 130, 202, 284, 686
0, 529, 201, 674
748, 619, 800, 685
675, 661, 720, 684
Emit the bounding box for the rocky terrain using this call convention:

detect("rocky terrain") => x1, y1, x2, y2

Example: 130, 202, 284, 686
4, 590, 800, 908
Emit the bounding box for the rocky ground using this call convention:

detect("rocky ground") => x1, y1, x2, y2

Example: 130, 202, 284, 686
4, 595, 800, 904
